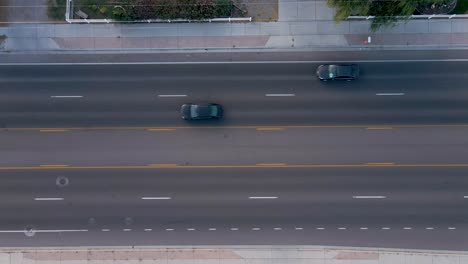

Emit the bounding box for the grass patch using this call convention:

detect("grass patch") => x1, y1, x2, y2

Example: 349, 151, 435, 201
48, 0, 67, 20
452, 0, 468, 14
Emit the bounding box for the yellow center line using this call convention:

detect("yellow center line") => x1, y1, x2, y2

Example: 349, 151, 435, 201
39, 129, 68, 132
2, 163, 468, 170
366, 127, 393, 130
366, 162, 396, 165
146, 128, 176, 131
256, 163, 287, 166
0, 123, 468, 132
147, 164, 178, 167
256, 128, 284, 131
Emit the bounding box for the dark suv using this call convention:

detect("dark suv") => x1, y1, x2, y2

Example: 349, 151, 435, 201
181, 103, 223, 120
316, 64, 360, 81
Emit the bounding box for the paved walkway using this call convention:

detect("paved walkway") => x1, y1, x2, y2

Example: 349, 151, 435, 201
0, 0, 467, 52
1, 246, 468, 264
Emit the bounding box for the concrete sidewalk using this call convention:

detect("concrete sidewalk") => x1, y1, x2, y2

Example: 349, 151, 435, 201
0, 0, 468, 52
1, 246, 468, 264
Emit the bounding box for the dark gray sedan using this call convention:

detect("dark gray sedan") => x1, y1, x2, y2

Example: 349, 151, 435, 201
181, 103, 223, 120
316, 64, 360, 81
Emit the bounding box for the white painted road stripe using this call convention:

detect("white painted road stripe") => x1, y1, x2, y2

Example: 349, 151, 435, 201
141, 197, 172, 200
249, 196, 278, 199
265, 94, 295, 97
101, 229, 110, 232
0, 229, 88, 233
295, 227, 303, 230
463, 196, 468, 198
166, 228, 174, 231
382, 227, 391, 230
449, 227, 456, 230
208, 228, 217, 231
50, 96, 83, 98
34, 197, 64, 201
338, 227, 347, 230
376, 93, 405, 96
4, 59, 468, 66
158, 95, 187, 97
144, 229, 152, 231
352, 196, 386, 199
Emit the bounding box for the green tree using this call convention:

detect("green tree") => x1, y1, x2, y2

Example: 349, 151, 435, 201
327, 0, 453, 32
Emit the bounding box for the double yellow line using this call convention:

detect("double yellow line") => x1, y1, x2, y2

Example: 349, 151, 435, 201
4, 123, 468, 133
1, 163, 468, 170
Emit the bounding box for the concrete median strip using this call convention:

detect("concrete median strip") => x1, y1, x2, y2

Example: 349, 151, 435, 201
0, 246, 467, 264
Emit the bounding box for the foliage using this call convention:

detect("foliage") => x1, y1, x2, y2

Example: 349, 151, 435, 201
48, 0, 67, 20
214, 0, 233, 17
74, 0, 235, 20
453, 0, 468, 13
126, 0, 158, 20
154, 0, 179, 19
154, 0, 233, 20
327, 0, 456, 32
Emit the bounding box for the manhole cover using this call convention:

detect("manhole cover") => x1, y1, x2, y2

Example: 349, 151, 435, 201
56, 176, 69, 187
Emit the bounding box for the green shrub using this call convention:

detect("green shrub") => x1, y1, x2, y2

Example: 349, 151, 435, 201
99, 6, 108, 13
48, 0, 67, 20
214, 0, 232, 17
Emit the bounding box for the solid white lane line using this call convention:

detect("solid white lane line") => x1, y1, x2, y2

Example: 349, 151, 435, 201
158, 95, 187, 97
4, 59, 468, 66
382, 227, 391, 230
208, 228, 217, 231
34, 197, 64, 201
249, 196, 278, 199
166, 228, 174, 231
141, 197, 172, 200
0, 229, 88, 233
101, 229, 110, 232
375, 93, 405, 96
352, 196, 386, 199
265, 94, 295, 97
50, 95, 84, 98
144, 229, 152, 231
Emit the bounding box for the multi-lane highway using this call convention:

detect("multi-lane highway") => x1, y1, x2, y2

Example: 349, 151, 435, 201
1, 56, 468, 249
2, 167, 468, 249
0, 61, 468, 127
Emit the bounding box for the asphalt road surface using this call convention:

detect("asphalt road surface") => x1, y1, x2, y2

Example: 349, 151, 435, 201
1, 57, 468, 249
1, 167, 468, 250
0, 61, 468, 127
